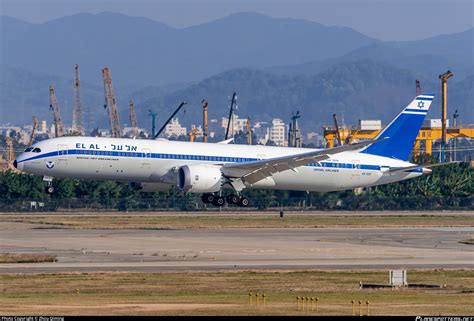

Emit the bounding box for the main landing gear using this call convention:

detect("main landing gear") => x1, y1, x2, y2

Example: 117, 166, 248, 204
201, 193, 249, 207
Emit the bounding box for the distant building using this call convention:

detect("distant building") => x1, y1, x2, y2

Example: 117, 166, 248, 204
39, 120, 47, 133
423, 119, 449, 129
269, 118, 286, 146
164, 118, 186, 137
122, 127, 146, 137
221, 114, 247, 136
358, 120, 382, 130
253, 121, 270, 145
306, 131, 326, 147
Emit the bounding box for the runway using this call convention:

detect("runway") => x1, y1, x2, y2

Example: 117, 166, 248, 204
1, 222, 473, 273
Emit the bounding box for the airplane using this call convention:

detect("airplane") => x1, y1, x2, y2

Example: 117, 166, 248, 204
14, 94, 446, 207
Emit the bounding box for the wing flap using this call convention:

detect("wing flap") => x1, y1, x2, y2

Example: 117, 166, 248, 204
223, 138, 383, 186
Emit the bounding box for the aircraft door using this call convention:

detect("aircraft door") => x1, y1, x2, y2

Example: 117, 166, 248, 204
57, 144, 68, 167
141, 148, 152, 169
351, 159, 361, 179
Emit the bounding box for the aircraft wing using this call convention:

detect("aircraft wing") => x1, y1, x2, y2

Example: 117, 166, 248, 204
388, 161, 460, 174
222, 139, 382, 185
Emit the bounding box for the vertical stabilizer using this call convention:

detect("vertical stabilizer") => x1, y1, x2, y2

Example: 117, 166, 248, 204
362, 94, 434, 161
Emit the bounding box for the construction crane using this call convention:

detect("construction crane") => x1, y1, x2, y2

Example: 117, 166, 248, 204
154, 101, 187, 139
225, 92, 237, 140
416, 79, 421, 96
288, 111, 302, 147
324, 124, 474, 157
332, 113, 343, 146
246, 117, 252, 145
49, 85, 64, 137
28, 116, 39, 146
188, 127, 200, 142
439, 70, 454, 162
3, 137, 15, 170
102, 67, 122, 138
129, 100, 139, 137
148, 109, 157, 139
72, 64, 84, 135
201, 99, 208, 143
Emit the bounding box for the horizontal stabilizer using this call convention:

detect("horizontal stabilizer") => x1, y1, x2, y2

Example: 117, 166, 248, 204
388, 161, 460, 175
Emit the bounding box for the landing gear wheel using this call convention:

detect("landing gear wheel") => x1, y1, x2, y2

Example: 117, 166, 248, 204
238, 197, 250, 207
45, 186, 54, 195
212, 196, 225, 207
201, 193, 215, 204
226, 194, 240, 205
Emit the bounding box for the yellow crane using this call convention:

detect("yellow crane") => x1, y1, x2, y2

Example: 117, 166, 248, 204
324, 125, 474, 156
201, 99, 208, 143
246, 117, 252, 145
439, 70, 454, 161
2, 137, 16, 170
49, 85, 64, 137
129, 100, 139, 137
188, 127, 200, 142
102, 67, 122, 138
332, 113, 343, 146
28, 116, 39, 147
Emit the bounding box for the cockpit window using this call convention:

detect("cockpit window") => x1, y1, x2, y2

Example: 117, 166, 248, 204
24, 147, 33, 152
32, 148, 41, 153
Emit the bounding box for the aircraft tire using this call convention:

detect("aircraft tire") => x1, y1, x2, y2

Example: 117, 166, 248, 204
238, 197, 250, 207
226, 194, 240, 204
212, 196, 225, 207
201, 193, 215, 204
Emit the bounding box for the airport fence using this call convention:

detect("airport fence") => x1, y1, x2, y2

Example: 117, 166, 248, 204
0, 194, 471, 212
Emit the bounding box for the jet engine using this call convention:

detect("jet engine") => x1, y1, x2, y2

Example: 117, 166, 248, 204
177, 165, 223, 193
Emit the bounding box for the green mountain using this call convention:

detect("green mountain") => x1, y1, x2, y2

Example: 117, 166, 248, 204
1, 12, 376, 87
0, 65, 106, 126
140, 59, 474, 132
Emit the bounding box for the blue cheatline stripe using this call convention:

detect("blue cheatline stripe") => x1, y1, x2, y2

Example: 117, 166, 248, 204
19, 149, 425, 172
404, 108, 428, 113
17, 151, 58, 163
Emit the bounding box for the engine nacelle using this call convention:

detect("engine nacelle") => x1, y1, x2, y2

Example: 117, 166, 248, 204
178, 165, 223, 193
129, 182, 172, 192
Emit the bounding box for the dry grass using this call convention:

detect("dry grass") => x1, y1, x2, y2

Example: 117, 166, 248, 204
1, 270, 473, 315
0, 253, 56, 264
1, 213, 473, 230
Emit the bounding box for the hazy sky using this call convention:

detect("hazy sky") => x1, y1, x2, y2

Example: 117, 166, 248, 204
1, 0, 473, 41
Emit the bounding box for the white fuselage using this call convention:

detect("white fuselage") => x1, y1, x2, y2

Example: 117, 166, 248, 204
15, 136, 422, 192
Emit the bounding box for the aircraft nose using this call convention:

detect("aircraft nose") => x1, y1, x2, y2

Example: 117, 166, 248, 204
13, 159, 24, 171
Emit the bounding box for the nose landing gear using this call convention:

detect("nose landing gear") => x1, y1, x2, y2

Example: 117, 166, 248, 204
45, 185, 55, 195
43, 176, 54, 195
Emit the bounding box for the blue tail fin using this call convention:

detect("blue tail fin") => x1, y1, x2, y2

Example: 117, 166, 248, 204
362, 94, 434, 161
